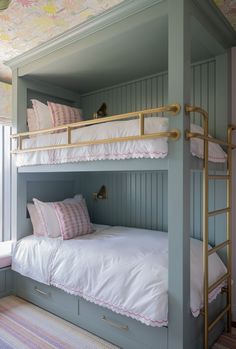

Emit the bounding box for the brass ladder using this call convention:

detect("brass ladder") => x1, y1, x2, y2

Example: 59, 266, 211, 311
186, 106, 236, 349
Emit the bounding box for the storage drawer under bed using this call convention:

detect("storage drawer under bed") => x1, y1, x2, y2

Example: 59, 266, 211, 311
15, 273, 78, 323
15, 273, 167, 349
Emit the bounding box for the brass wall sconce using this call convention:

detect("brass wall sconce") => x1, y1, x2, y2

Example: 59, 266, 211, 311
93, 185, 107, 200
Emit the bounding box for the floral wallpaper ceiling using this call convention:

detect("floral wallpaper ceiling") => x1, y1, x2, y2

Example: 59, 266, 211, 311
0, 0, 124, 63
0, 0, 235, 65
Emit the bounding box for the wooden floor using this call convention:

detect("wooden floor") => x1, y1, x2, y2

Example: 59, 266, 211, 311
212, 328, 236, 349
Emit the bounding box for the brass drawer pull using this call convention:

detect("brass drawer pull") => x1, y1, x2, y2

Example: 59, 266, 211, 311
101, 315, 128, 331
34, 286, 50, 297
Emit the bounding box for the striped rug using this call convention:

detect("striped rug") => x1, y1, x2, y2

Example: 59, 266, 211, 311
212, 328, 236, 349
0, 296, 119, 349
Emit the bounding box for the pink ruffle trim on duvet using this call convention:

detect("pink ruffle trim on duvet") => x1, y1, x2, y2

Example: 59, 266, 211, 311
50, 281, 168, 327
52, 151, 168, 164
17, 150, 168, 167
50, 280, 224, 327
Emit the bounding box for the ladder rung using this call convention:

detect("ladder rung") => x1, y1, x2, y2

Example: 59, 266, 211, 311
208, 272, 230, 294
208, 208, 230, 217
208, 304, 230, 332
208, 240, 230, 255
208, 175, 230, 180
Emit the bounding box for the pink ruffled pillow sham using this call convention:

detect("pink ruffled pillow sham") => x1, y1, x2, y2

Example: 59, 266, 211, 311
47, 101, 83, 128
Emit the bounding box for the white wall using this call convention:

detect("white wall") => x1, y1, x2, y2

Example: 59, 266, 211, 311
231, 47, 236, 321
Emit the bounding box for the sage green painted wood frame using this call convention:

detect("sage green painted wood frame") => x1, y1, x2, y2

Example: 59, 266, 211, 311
7, 1, 236, 349
168, 1, 191, 348
0, 268, 15, 298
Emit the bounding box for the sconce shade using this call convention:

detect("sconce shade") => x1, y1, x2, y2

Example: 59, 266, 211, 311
97, 185, 107, 199
93, 185, 107, 200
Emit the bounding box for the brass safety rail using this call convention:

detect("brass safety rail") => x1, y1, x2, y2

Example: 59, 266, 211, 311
186, 132, 236, 149
11, 104, 181, 154
185, 105, 236, 349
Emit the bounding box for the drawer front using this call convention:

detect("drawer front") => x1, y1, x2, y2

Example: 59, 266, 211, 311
77, 298, 167, 349
15, 274, 78, 323
15, 274, 167, 349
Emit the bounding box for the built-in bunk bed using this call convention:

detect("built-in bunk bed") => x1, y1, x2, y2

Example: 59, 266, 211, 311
6, 1, 236, 349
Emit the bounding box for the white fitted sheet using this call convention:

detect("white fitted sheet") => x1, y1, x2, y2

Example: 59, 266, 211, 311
12, 226, 226, 327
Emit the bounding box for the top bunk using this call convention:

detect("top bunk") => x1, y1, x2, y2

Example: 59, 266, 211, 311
11, 103, 230, 173
7, 0, 236, 173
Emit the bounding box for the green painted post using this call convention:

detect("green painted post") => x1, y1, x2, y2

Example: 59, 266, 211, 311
168, 0, 191, 348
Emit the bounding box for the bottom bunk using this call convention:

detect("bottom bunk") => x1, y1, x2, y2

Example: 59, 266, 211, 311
12, 225, 227, 349
14, 274, 226, 349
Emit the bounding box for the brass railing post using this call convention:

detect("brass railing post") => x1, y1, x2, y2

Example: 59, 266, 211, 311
139, 113, 144, 136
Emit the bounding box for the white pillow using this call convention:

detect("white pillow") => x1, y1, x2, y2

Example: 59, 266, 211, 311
32, 194, 83, 238
27, 203, 45, 236
190, 123, 227, 163
31, 99, 52, 130
27, 108, 37, 132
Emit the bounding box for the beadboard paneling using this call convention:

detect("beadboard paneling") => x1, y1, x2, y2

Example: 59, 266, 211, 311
80, 59, 226, 248
81, 72, 168, 118
76, 171, 168, 232
81, 59, 218, 134
76, 171, 226, 249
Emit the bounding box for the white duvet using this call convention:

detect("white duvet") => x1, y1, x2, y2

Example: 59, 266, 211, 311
15, 117, 227, 167
12, 226, 226, 327
16, 117, 169, 167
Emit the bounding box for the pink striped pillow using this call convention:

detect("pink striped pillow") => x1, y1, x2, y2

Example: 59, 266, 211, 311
47, 102, 83, 128
53, 200, 93, 240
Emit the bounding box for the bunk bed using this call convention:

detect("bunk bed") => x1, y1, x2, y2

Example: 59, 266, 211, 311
6, 1, 236, 349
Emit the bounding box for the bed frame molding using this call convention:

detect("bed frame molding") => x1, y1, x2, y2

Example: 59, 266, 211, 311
0, 268, 14, 298
8, 1, 236, 348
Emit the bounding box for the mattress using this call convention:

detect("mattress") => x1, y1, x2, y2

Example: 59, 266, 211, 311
12, 226, 226, 327
15, 117, 227, 167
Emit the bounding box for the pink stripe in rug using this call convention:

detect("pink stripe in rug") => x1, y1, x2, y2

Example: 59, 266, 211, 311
0, 296, 119, 349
